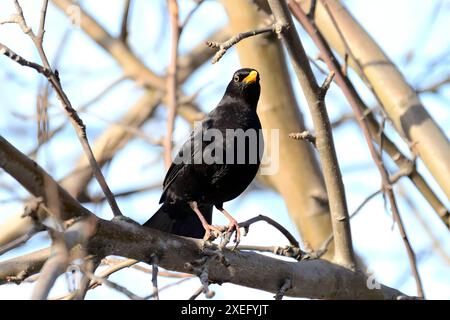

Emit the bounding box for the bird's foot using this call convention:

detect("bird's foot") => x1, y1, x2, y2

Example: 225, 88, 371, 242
228, 220, 241, 243
201, 221, 242, 251
215, 223, 241, 251
202, 224, 223, 242
217, 208, 241, 250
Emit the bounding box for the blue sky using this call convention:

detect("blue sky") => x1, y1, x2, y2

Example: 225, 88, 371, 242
0, 0, 449, 299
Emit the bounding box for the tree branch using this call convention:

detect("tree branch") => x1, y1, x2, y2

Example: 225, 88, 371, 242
289, 131, 316, 147
206, 24, 283, 64
119, 0, 132, 44
86, 218, 406, 299
164, 0, 180, 168
267, 0, 356, 270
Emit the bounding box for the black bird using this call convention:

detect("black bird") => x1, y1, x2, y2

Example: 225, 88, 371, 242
144, 68, 263, 243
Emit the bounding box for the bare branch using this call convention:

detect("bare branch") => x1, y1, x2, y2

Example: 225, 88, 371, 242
151, 255, 159, 300
238, 214, 299, 247
180, 0, 205, 31
0, 248, 50, 285
164, 0, 180, 168
88, 219, 406, 299
206, 24, 284, 64
289, 131, 316, 147
119, 0, 132, 43
83, 269, 144, 300
0, 44, 51, 76
274, 278, 292, 300
417, 75, 450, 94
0, 224, 44, 256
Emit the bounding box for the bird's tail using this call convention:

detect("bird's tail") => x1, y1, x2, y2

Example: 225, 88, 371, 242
143, 202, 213, 239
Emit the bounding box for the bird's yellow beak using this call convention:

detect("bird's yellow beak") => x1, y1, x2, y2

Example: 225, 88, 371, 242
242, 70, 258, 84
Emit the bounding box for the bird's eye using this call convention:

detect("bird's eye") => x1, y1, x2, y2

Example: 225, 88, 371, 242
233, 75, 240, 82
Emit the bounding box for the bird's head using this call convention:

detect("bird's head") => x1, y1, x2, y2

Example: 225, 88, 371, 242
225, 68, 261, 108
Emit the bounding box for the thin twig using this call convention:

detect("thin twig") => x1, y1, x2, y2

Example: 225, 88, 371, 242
119, 0, 132, 43
90, 259, 138, 290
0, 225, 44, 256
331, 113, 354, 129
308, 54, 328, 75
164, 0, 180, 168
238, 214, 299, 247
189, 285, 204, 300
81, 111, 162, 146
206, 24, 284, 64
101, 258, 193, 278
274, 278, 292, 300
289, 131, 316, 147
0, 44, 51, 76
398, 186, 450, 266
417, 75, 450, 93
151, 261, 159, 300
84, 270, 144, 300
85, 182, 162, 204
180, 0, 205, 31
308, 187, 378, 260
143, 277, 192, 300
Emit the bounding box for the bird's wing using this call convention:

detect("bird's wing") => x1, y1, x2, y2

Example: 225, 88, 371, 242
160, 118, 213, 202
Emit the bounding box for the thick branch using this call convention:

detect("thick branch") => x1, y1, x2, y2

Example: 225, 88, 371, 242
0, 220, 406, 299
88, 219, 405, 300
0, 248, 50, 285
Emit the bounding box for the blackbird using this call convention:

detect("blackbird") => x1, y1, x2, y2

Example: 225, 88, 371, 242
144, 68, 263, 243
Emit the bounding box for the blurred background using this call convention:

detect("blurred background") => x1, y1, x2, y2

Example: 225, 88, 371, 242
0, 0, 449, 299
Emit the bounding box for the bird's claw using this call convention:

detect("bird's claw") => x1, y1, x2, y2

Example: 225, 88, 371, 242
227, 220, 241, 247
202, 225, 223, 242
202, 222, 242, 251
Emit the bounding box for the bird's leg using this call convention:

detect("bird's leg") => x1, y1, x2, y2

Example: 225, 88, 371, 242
216, 207, 241, 245
189, 201, 221, 241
